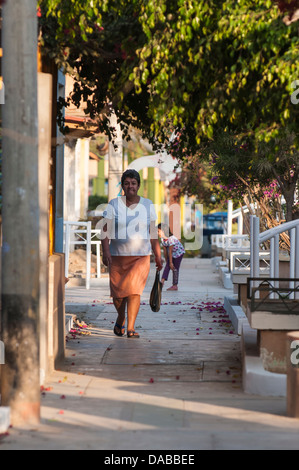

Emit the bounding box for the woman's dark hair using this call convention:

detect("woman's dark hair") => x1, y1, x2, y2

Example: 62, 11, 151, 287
121, 169, 140, 187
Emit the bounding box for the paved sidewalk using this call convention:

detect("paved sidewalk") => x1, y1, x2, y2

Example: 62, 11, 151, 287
1, 258, 299, 450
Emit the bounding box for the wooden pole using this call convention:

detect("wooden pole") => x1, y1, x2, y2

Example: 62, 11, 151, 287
1, 0, 40, 425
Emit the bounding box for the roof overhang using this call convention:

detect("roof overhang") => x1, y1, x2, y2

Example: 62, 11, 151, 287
65, 115, 100, 139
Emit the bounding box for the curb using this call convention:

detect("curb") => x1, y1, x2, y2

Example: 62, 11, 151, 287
224, 296, 247, 335
224, 295, 286, 397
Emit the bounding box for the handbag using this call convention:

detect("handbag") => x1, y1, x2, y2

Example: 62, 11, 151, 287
150, 269, 162, 312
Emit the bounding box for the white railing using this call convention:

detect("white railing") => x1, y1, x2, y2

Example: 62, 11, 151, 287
211, 201, 252, 253
63, 221, 102, 290
212, 234, 250, 257
212, 200, 253, 249
211, 233, 225, 249
223, 234, 250, 250
250, 216, 299, 299
231, 251, 270, 275
222, 235, 250, 265
228, 200, 255, 236
228, 200, 243, 235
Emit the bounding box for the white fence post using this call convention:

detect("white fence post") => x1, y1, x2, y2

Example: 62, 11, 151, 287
86, 222, 91, 290
238, 211, 243, 235
227, 200, 233, 236
274, 234, 280, 298
290, 228, 295, 298
295, 226, 299, 299
96, 243, 101, 278
274, 234, 280, 278
252, 216, 260, 279
251, 216, 260, 299
65, 222, 71, 279
250, 215, 255, 278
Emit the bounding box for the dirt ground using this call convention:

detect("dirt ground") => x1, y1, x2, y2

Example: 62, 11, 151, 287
68, 248, 108, 279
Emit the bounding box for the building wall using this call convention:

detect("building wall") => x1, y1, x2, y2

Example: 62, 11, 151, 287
38, 72, 52, 383
64, 138, 90, 222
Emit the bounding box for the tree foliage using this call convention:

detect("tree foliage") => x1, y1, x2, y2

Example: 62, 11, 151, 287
38, 0, 299, 152
178, 126, 299, 228
38, 0, 299, 224
39, 0, 161, 144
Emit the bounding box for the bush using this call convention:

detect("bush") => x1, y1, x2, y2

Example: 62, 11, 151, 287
88, 195, 108, 211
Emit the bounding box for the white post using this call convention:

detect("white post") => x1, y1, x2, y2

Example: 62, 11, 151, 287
270, 237, 275, 278
64, 223, 71, 279
274, 234, 280, 277
227, 200, 233, 236
290, 228, 295, 298
251, 216, 260, 278
252, 216, 260, 299
86, 221, 91, 290
273, 234, 280, 298
250, 215, 255, 278
238, 212, 243, 235
295, 226, 299, 299
96, 242, 101, 278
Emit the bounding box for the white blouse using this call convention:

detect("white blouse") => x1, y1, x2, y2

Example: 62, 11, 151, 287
103, 197, 157, 256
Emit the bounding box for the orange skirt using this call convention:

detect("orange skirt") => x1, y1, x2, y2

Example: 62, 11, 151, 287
109, 255, 151, 298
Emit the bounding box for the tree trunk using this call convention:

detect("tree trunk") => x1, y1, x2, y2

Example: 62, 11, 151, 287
283, 183, 297, 222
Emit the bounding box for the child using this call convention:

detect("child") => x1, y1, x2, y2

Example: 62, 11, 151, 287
157, 223, 185, 291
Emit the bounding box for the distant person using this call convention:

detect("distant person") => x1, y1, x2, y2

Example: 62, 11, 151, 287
102, 169, 163, 338
157, 223, 185, 291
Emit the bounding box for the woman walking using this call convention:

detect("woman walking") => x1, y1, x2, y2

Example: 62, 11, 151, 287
102, 169, 163, 338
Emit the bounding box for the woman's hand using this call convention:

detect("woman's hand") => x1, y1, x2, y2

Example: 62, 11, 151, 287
155, 256, 163, 271
150, 236, 163, 271
169, 262, 175, 271
102, 251, 112, 267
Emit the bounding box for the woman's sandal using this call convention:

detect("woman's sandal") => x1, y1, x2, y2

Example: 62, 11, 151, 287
114, 322, 125, 337
127, 330, 140, 339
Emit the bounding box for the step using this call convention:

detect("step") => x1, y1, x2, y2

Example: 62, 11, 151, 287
65, 313, 75, 334
241, 321, 286, 397
211, 256, 222, 267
